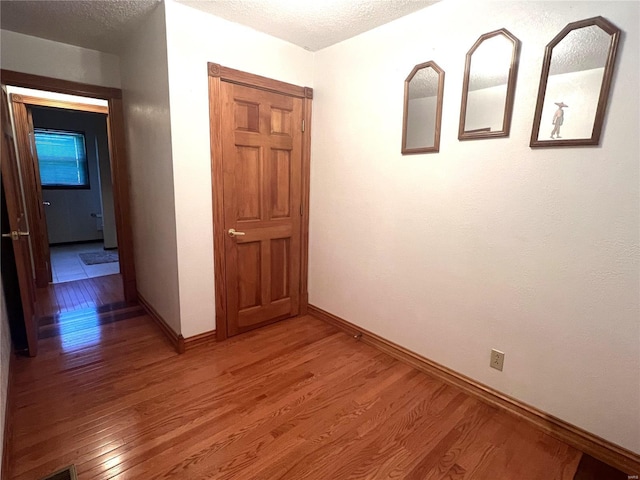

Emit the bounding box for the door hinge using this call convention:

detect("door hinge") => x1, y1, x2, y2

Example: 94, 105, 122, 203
300, 204, 303, 216
302, 120, 305, 132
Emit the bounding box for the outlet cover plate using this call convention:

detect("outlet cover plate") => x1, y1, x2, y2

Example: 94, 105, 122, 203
490, 349, 505, 371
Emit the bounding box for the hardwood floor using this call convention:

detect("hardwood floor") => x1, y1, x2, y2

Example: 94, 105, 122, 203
6, 307, 587, 479
36, 274, 124, 316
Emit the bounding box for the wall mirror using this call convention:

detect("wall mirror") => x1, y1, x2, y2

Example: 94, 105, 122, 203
402, 61, 445, 154
459, 28, 520, 140
530, 16, 620, 147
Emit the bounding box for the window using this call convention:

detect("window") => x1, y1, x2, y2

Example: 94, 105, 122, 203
34, 129, 89, 188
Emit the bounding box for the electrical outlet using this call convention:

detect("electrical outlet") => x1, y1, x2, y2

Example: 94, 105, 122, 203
490, 349, 505, 371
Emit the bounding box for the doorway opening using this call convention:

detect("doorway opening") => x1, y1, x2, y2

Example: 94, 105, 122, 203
1, 69, 137, 355
29, 101, 119, 284
6, 87, 123, 314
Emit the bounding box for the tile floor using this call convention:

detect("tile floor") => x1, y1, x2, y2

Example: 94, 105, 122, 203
49, 242, 120, 283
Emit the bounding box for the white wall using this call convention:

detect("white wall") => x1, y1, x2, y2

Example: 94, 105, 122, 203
119, 3, 181, 332
163, 0, 314, 337
31, 108, 109, 245
0, 29, 120, 88
309, 0, 639, 454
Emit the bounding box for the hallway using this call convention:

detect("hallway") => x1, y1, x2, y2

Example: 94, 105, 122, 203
4, 307, 604, 479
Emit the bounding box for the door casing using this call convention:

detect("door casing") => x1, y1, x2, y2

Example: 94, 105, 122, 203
1, 69, 137, 304
208, 63, 313, 341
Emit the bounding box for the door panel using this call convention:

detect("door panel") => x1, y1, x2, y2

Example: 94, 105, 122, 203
270, 238, 290, 301
270, 149, 291, 218
237, 241, 261, 310
10, 96, 52, 287
1, 88, 38, 356
221, 82, 302, 337
236, 146, 261, 221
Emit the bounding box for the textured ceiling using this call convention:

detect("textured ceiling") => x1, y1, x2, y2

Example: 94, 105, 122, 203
0, 0, 438, 54
0, 0, 161, 54
549, 24, 612, 76
176, 0, 438, 52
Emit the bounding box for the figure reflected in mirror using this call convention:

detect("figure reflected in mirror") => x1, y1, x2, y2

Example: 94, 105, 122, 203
550, 101, 568, 139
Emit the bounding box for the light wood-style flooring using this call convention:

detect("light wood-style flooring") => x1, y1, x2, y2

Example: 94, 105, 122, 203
5, 300, 593, 479
36, 273, 124, 317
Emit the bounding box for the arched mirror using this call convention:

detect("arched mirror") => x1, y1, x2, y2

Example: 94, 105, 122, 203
459, 28, 520, 140
402, 61, 445, 154
530, 16, 620, 147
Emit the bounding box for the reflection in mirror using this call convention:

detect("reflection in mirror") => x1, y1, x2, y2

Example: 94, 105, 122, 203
402, 61, 445, 154
531, 16, 620, 147
459, 29, 520, 140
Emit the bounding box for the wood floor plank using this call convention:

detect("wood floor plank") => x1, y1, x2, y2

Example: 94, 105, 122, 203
36, 274, 124, 317
6, 304, 588, 479
94, 347, 392, 479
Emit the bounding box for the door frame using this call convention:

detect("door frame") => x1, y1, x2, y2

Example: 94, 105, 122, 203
208, 63, 313, 341
0, 69, 137, 303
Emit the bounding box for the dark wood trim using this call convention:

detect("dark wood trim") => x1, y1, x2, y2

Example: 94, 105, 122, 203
183, 330, 216, 350
574, 453, 629, 479
106, 98, 136, 302
2, 71, 137, 305
208, 64, 313, 339
308, 304, 640, 475
208, 71, 227, 342
1, 350, 14, 479
208, 62, 308, 99
137, 292, 184, 354
401, 61, 445, 155
299, 94, 313, 315
458, 28, 521, 141
13, 94, 108, 114
0, 69, 122, 100
207, 63, 221, 78
530, 16, 621, 148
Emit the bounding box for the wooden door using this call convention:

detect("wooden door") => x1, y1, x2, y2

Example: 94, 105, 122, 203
1, 88, 38, 356
220, 81, 304, 337
11, 96, 52, 287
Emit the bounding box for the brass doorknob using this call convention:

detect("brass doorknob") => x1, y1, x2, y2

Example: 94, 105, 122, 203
227, 228, 246, 237
1, 231, 29, 241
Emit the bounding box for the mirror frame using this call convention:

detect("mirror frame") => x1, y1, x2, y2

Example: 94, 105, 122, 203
458, 28, 521, 141
401, 61, 445, 155
530, 16, 621, 148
